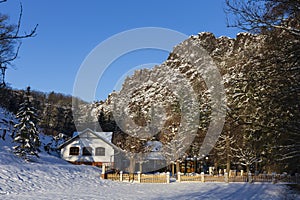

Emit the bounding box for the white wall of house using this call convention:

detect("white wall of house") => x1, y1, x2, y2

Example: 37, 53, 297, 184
60, 131, 115, 163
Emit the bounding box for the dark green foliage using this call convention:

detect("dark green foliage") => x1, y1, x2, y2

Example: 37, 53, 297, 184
0, 87, 77, 138
212, 0, 300, 174
13, 87, 40, 160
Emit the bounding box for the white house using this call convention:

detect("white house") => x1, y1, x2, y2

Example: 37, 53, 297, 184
58, 128, 119, 167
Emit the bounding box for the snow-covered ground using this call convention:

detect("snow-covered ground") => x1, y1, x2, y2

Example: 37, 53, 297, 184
0, 107, 299, 200
0, 157, 296, 200
0, 163, 297, 200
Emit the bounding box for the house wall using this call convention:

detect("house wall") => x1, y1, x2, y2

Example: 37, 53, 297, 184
60, 131, 115, 164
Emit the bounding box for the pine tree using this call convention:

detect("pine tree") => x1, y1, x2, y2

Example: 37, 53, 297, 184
13, 86, 40, 160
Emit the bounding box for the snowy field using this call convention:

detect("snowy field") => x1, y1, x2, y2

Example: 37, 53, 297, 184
1, 146, 299, 200
0, 159, 296, 200
0, 108, 299, 200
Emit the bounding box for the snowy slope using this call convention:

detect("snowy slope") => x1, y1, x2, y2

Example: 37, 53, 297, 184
0, 107, 298, 200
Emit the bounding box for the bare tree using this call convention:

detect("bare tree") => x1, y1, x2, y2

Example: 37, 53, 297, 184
225, 0, 300, 36
0, 1, 38, 87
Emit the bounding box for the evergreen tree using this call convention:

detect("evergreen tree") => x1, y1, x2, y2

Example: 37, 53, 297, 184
13, 86, 40, 160
225, 0, 300, 173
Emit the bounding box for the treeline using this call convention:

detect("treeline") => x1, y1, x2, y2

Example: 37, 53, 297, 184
0, 87, 78, 137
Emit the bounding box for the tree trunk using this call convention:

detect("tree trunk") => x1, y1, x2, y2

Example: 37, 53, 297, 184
139, 162, 143, 173
226, 155, 231, 173
171, 162, 175, 177
176, 161, 180, 174
246, 164, 250, 173
129, 156, 135, 181
226, 136, 231, 172
214, 160, 219, 175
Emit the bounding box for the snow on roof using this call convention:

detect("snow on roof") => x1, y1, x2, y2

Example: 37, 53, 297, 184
93, 132, 113, 143
72, 129, 112, 143
58, 128, 115, 149
73, 132, 79, 137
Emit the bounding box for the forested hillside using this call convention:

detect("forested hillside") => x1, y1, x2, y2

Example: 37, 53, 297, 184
0, 87, 78, 137
90, 28, 299, 174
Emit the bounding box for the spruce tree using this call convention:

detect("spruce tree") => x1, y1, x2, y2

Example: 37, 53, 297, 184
13, 86, 40, 160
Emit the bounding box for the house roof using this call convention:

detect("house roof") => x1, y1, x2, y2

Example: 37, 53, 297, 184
57, 128, 118, 150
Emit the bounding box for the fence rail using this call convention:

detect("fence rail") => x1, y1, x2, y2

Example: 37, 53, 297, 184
106, 173, 119, 181
252, 174, 273, 182
229, 175, 248, 182
204, 175, 226, 182
122, 173, 138, 182
104, 172, 169, 183
141, 174, 167, 183
180, 175, 202, 182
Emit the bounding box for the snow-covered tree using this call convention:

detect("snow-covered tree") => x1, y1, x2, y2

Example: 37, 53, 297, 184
221, 28, 300, 173
214, 131, 238, 172
13, 86, 40, 160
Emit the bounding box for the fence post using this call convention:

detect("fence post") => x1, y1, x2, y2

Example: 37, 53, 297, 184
137, 171, 141, 183
120, 171, 123, 182
201, 172, 205, 183
101, 164, 106, 179
224, 172, 229, 183
248, 172, 253, 183
177, 172, 181, 182
272, 172, 276, 184
166, 172, 170, 184
241, 170, 244, 176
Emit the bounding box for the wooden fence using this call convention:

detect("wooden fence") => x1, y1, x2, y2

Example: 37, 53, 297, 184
229, 175, 248, 182
180, 174, 202, 182
178, 172, 300, 184
204, 175, 227, 182
105, 172, 169, 183
178, 173, 226, 183
122, 173, 138, 182
104, 171, 300, 184
106, 173, 120, 181
140, 174, 167, 183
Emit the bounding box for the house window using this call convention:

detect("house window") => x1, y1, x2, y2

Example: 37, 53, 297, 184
69, 147, 79, 156
82, 147, 93, 156
95, 147, 105, 156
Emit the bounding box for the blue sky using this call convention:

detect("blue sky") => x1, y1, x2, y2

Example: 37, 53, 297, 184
1, 0, 239, 101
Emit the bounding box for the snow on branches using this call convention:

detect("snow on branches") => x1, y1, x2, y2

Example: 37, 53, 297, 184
13, 87, 40, 161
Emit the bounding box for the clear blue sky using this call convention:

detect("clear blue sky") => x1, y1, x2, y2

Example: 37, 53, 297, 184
1, 0, 239, 101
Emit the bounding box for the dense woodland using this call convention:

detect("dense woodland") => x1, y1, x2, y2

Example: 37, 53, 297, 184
0, 87, 77, 137
0, 0, 299, 174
